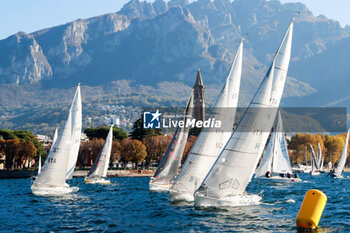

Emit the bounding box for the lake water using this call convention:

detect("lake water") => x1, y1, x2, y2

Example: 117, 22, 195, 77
1, 173, 350, 232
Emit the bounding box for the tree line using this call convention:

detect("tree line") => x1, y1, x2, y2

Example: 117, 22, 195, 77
288, 133, 350, 166
1, 119, 349, 170
79, 119, 196, 168
0, 129, 45, 169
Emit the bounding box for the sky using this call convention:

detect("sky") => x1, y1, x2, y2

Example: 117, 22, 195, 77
0, 0, 349, 40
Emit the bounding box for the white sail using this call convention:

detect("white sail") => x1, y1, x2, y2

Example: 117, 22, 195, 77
170, 41, 243, 201
33, 113, 72, 188
255, 112, 293, 177
195, 20, 293, 203
38, 154, 42, 175
317, 143, 322, 169
310, 145, 318, 172
66, 84, 82, 180
334, 129, 350, 177
149, 92, 194, 190
49, 128, 58, 153
86, 126, 114, 180
320, 153, 324, 171
255, 132, 274, 177
39, 127, 58, 175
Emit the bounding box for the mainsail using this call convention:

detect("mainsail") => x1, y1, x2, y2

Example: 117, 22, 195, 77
334, 129, 350, 177
195, 20, 293, 200
310, 145, 318, 172
38, 128, 58, 175
33, 113, 72, 188
66, 84, 82, 180
150, 92, 194, 187
86, 126, 114, 180
170, 41, 243, 198
255, 111, 293, 177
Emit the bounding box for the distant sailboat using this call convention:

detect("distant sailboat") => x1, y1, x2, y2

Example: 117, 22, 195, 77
310, 145, 320, 176
149, 92, 194, 191
330, 129, 350, 178
31, 84, 82, 195
85, 125, 113, 184
194, 19, 294, 207
255, 111, 301, 183
170, 40, 243, 202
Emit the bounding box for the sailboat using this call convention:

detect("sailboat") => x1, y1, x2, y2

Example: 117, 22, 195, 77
31, 84, 82, 195
66, 85, 82, 180
170, 40, 243, 202
317, 143, 325, 173
194, 19, 294, 207
330, 129, 350, 178
85, 125, 113, 184
149, 92, 194, 191
255, 111, 301, 183
310, 145, 320, 176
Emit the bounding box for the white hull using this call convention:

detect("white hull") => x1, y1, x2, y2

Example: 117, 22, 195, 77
169, 189, 194, 203
149, 182, 171, 192
310, 171, 321, 176
31, 184, 79, 196
256, 176, 302, 183
85, 178, 111, 184
194, 193, 262, 208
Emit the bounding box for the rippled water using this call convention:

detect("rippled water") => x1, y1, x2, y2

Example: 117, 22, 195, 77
1, 173, 350, 232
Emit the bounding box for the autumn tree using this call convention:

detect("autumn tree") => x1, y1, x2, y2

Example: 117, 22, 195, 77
324, 134, 345, 164
142, 135, 172, 167
119, 138, 147, 167
120, 138, 135, 164
0, 139, 21, 169
111, 141, 121, 163
77, 138, 104, 167
132, 140, 147, 164
19, 141, 37, 168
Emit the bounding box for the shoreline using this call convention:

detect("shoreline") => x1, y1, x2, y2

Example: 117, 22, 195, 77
0, 169, 155, 179
1, 167, 350, 179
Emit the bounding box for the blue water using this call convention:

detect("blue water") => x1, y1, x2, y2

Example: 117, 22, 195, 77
1, 173, 350, 232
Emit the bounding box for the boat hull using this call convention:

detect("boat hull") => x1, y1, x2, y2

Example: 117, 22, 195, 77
194, 193, 262, 208
310, 171, 321, 176
31, 185, 79, 196
256, 176, 302, 183
84, 178, 111, 184
149, 182, 171, 192
169, 189, 194, 203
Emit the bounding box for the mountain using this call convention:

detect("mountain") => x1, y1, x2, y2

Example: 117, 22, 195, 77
0, 0, 349, 133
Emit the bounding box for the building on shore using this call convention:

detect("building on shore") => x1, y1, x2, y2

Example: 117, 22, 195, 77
193, 68, 205, 122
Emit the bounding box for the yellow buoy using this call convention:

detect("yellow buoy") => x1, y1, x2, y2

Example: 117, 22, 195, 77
296, 189, 327, 229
